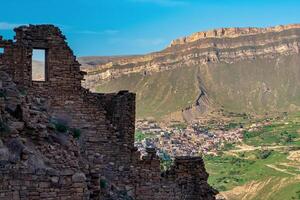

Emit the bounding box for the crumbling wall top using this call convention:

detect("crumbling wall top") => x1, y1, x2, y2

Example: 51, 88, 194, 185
14, 25, 67, 49
0, 24, 85, 90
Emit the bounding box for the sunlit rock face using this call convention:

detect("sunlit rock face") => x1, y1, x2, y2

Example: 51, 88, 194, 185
81, 24, 300, 120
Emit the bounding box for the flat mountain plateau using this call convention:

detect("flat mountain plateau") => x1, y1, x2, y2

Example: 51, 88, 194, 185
80, 24, 300, 122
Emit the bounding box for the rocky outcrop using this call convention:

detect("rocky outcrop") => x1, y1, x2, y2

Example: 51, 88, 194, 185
169, 24, 300, 46
182, 81, 212, 123
81, 24, 300, 90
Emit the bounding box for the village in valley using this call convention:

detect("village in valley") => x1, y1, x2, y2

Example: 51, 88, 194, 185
134, 114, 275, 158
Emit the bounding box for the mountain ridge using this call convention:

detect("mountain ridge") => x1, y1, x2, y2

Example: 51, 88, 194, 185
169, 24, 300, 46
80, 23, 300, 120
81, 23, 300, 88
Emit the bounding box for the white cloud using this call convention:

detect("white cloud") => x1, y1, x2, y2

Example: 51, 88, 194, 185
130, 0, 188, 6
75, 29, 119, 35
0, 22, 23, 30
109, 37, 166, 46
135, 38, 166, 46
101, 29, 120, 35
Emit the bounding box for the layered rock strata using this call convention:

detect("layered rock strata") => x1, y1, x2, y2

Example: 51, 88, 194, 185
81, 24, 300, 89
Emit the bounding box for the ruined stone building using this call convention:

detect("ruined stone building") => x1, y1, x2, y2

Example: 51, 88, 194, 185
0, 25, 217, 199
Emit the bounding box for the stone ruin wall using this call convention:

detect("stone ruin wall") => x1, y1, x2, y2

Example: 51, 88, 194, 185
0, 25, 217, 200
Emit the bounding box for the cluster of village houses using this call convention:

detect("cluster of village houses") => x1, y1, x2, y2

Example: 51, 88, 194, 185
135, 120, 245, 157
134, 118, 276, 158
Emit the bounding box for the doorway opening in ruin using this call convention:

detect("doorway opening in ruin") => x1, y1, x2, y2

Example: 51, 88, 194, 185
32, 49, 47, 81
0, 48, 4, 54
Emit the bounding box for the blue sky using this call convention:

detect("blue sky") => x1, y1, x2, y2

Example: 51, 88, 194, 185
1, 0, 300, 56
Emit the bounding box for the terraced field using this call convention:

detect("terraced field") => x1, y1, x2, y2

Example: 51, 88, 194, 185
205, 112, 300, 200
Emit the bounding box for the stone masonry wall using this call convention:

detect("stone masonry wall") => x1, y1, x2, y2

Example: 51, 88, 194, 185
0, 70, 89, 200
0, 25, 217, 200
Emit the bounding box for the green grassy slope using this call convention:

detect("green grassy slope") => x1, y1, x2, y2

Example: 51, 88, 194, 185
205, 112, 300, 200
200, 55, 300, 114
96, 65, 200, 119
242, 112, 300, 147
204, 151, 293, 191
96, 54, 300, 119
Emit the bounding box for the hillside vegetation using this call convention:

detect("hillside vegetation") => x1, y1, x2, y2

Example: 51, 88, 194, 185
205, 112, 300, 200
95, 54, 300, 120
96, 65, 200, 119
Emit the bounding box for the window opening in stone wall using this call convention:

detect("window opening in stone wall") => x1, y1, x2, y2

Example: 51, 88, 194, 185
32, 49, 47, 81
0, 48, 4, 54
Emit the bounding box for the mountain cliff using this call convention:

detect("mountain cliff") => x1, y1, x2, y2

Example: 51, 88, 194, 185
80, 24, 300, 121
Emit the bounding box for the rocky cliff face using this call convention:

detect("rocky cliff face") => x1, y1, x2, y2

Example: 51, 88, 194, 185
82, 24, 300, 88
169, 24, 300, 46
81, 24, 300, 120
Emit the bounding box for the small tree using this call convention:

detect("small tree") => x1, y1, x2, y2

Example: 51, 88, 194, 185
159, 151, 173, 171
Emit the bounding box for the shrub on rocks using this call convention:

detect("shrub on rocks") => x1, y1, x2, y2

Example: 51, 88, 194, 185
71, 128, 81, 139
0, 120, 9, 134
52, 120, 69, 133
50, 117, 81, 139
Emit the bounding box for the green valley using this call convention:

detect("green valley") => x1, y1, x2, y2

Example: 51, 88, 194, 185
204, 112, 300, 200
